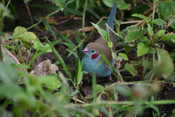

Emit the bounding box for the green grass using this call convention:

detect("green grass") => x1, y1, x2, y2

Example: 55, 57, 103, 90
0, 0, 175, 117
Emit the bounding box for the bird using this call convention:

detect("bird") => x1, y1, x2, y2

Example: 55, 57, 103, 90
82, 4, 117, 77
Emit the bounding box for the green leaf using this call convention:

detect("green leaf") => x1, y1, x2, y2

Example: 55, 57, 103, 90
132, 13, 150, 22
38, 75, 61, 90
13, 26, 27, 35
137, 42, 150, 56
102, 0, 114, 7
0, 62, 19, 83
155, 30, 166, 38
2, 48, 19, 64
0, 3, 12, 18
142, 59, 152, 72
107, 41, 113, 48
124, 63, 138, 76
76, 60, 83, 86
0, 83, 26, 100
92, 23, 108, 41
13, 26, 38, 43
147, 24, 153, 36
171, 20, 175, 30
116, 85, 132, 96
0, 3, 13, 31
152, 18, 166, 26
52, 0, 66, 10
153, 49, 174, 79
102, 0, 130, 9
33, 40, 52, 53
118, 53, 128, 60
116, 0, 130, 10
125, 30, 144, 42
162, 33, 175, 43
158, 1, 175, 21
94, 84, 104, 94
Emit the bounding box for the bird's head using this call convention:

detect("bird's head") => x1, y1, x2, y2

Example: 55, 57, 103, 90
83, 44, 100, 60
83, 48, 100, 60
82, 42, 112, 61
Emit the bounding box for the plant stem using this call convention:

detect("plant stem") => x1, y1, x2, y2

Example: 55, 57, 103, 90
65, 100, 175, 108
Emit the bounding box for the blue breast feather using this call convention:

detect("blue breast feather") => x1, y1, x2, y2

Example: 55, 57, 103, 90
82, 55, 112, 77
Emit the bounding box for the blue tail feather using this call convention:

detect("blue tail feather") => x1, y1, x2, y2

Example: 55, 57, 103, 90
107, 4, 117, 30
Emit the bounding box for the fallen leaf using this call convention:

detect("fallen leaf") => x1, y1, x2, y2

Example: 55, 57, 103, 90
31, 59, 58, 76
2, 47, 20, 64
79, 26, 95, 32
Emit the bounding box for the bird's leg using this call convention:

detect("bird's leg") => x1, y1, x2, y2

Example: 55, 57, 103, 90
109, 75, 113, 81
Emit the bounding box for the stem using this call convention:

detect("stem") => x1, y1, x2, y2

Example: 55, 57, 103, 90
25, 2, 33, 24
27, 9, 61, 30
65, 100, 175, 108
82, 0, 88, 28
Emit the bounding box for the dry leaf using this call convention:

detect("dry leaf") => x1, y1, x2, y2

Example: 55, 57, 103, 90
79, 26, 95, 32
31, 59, 58, 76
2, 47, 20, 64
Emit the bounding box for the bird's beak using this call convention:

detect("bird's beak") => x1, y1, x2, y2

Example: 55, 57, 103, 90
82, 48, 89, 53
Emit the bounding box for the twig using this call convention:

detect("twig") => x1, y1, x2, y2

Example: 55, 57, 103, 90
64, 100, 175, 108
24, 2, 33, 24
27, 9, 61, 30
82, 0, 88, 28
120, 20, 143, 25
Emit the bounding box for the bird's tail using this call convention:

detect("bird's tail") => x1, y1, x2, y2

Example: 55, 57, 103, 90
107, 4, 117, 30
106, 4, 117, 49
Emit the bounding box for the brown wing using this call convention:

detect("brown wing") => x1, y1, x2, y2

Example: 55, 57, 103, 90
94, 37, 108, 46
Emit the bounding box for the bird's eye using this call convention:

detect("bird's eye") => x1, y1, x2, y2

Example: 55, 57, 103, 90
91, 49, 96, 53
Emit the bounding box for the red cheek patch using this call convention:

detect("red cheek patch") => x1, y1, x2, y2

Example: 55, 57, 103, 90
91, 53, 99, 59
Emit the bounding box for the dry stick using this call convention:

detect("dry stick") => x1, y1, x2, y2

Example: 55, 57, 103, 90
82, 0, 88, 28
152, 0, 157, 20
27, 9, 61, 30
0, 39, 2, 61
166, 15, 175, 28
6, 0, 11, 8
133, 6, 153, 27
120, 20, 142, 25
25, 2, 33, 24
65, 100, 175, 109
72, 97, 86, 104
105, 81, 149, 90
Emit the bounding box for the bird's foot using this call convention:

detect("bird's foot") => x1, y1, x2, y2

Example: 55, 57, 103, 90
109, 75, 113, 81
117, 79, 124, 83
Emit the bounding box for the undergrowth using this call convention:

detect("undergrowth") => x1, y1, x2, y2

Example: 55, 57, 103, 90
0, 0, 175, 117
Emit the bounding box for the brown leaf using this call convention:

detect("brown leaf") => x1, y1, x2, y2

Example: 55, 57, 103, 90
2, 47, 20, 64
31, 59, 58, 76
79, 26, 95, 32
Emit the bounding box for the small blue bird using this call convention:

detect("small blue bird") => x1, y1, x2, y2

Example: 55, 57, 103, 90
82, 4, 117, 77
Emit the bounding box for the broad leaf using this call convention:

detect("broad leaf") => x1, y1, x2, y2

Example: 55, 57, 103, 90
158, 1, 175, 21
92, 23, 108, 41
38, 75, 61, 90
155, 30, 166, 38
13, 26, 37, 43
0, 62, 19, 83
118, 53, 128, 61
162, 33, 175, 43
137, 42, 150, 56
132, 13, 150, 22
153, 49, 174, 79
94, 84, 104, 94
125, 27, 144, 42
147, 24, 153, 36
124, 63, 138, 76
76, 60, 83, 86
102, 0, 130, 9
33, 40, 52, 52
152, 18, 166, 26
